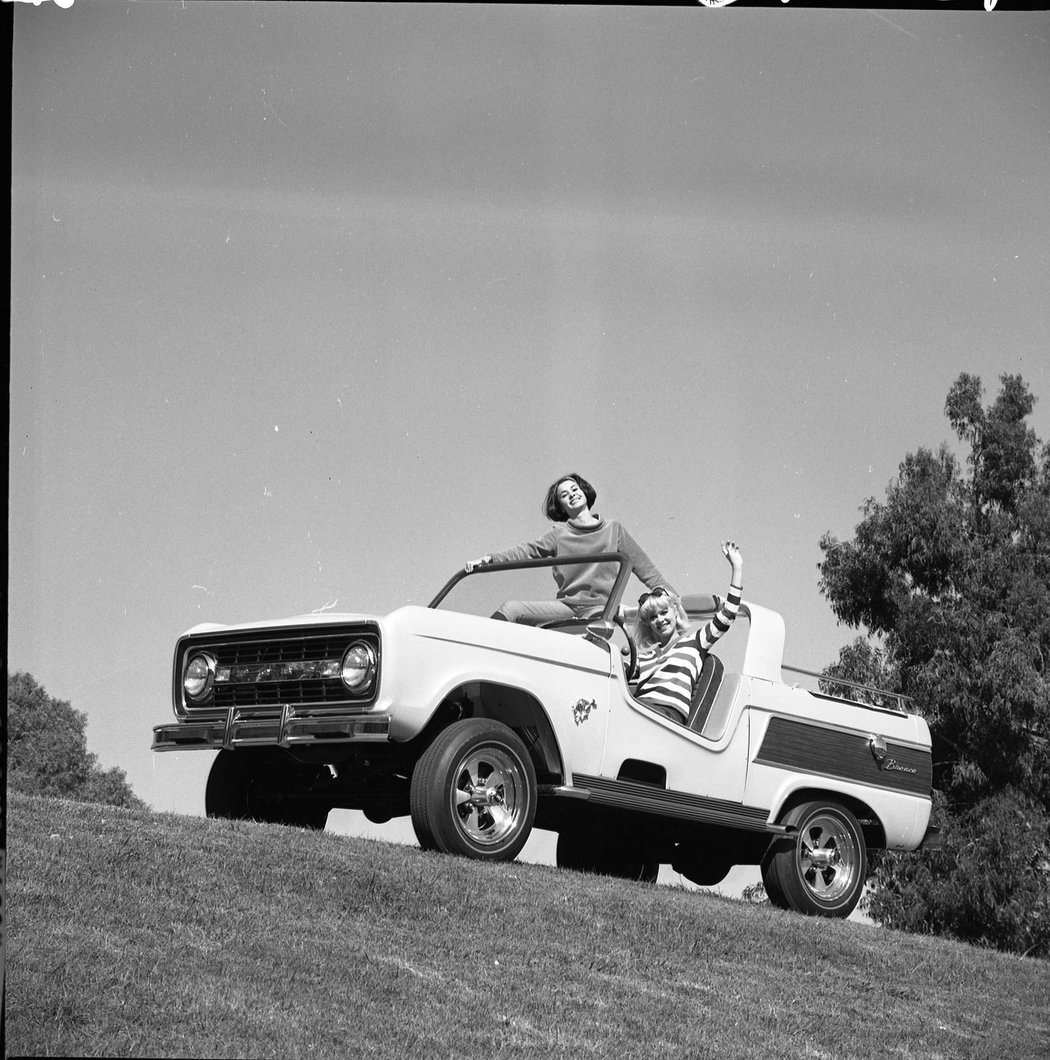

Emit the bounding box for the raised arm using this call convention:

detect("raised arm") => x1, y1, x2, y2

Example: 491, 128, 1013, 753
695, 540, 743, 653
465, 528, 560, 572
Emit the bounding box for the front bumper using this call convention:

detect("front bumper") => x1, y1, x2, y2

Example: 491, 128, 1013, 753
152, 704, 391, 751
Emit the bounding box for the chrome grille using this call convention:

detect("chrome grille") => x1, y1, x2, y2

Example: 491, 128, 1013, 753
182, 627, 380, 711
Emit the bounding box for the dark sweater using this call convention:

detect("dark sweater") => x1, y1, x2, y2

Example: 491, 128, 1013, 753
487, 517, 673, 611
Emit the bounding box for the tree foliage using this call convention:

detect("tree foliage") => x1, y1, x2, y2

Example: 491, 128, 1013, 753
818, 373, 1050, 957
7, 671, 145, 810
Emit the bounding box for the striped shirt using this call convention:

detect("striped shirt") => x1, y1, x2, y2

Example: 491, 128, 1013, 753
633, 583, 742, 721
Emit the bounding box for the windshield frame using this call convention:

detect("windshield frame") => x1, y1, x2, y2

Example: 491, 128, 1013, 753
427, 551, 633, 624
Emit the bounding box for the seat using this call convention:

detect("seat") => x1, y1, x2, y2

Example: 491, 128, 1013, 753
686, 654, 725, 733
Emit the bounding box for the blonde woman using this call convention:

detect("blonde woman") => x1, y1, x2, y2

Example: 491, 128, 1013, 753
629, 541, 743, 723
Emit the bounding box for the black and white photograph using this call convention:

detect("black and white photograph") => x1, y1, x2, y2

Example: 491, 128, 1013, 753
8, 2, 1050, 1056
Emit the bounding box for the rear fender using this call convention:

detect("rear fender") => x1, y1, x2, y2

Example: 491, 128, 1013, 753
770, 786, 886, 848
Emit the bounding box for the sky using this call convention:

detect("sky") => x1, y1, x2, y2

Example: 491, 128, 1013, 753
9, 2, 1050, 890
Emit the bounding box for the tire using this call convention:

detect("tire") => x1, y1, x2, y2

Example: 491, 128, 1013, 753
556, 824, 659, 884
410, 719, 537, 860
764, 801, 867, 918
205, 749, 330, 830
759, 843, 791, 910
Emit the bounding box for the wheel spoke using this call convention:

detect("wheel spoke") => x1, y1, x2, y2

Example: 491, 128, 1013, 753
456, 756, 520, 842
797, 815, 857, 902
810, 868, 835, 897
484, 765, 508, 791
486, 803, 512, 835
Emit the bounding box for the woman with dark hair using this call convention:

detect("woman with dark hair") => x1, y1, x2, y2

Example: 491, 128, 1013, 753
629, 541, 743, 723
465, 472, 674, 625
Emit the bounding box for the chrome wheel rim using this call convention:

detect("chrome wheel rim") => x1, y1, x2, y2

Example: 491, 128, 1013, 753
796, 812, 860, 904
450, 744, 527, 847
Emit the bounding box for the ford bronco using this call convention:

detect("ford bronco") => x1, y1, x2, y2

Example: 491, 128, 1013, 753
152, 552, 938, 917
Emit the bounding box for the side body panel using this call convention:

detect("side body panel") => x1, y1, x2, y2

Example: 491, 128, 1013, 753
598, 669, 751, 803
378, 607, 613, 778
743, 680, 933, 849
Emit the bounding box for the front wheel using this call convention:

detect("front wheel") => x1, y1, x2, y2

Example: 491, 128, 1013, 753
410, 719, 537, 860
762, 801, 867, 917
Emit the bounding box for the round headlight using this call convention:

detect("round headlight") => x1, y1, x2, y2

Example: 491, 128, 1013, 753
341, 642, 377, 693
183, 652, 216, 702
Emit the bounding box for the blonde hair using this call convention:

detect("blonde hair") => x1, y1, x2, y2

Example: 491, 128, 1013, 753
632, 590, 690, 651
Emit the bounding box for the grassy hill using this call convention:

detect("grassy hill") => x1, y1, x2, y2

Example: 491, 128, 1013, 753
5, 793, 1049, 1059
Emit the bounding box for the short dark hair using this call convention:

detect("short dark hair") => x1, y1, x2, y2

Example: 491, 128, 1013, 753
543, 473, 597, 522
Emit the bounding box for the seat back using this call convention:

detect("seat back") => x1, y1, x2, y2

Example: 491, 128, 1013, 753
686, 654, 725, 732
699, 672, 743, 741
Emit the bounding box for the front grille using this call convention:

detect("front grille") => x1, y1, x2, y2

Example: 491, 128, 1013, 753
181, 627, 380, 712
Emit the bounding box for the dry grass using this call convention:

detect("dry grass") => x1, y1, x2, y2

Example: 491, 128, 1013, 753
5, 792, 1049, 1059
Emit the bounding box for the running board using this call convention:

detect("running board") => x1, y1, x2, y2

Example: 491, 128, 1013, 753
542, 774, 789, 835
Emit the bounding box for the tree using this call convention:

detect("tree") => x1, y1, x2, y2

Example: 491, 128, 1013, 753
817, 373, 1050, 957
7, 671, 145, 810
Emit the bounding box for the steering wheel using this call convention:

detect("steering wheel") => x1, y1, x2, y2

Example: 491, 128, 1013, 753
615, 610, 638, 681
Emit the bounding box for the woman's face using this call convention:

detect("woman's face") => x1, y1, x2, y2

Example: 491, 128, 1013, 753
555, 479, 588, 518
647, 601, 678, 645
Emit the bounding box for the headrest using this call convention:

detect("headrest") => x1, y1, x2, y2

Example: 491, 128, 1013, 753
679, 593, 719, 616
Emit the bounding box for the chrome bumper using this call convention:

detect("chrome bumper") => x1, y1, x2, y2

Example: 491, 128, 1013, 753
152, 704, 391, 751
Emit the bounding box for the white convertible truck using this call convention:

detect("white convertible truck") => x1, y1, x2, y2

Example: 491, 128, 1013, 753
153, 553, 938, 918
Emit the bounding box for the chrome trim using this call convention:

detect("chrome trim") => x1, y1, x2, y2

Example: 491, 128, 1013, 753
174, 624, 381, 715
340, 640, 378, 693
868, 733, 890, 768
278, 702, 294, 746
750, 705, 932, 752
571, 773, 782, 834
782, 664, 913, 713
152, 713, 392, 751
184, 651, 217, 703
538, 784, 592, 800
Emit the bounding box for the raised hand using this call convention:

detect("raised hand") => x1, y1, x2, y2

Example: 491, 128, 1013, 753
721, 540, 743, 579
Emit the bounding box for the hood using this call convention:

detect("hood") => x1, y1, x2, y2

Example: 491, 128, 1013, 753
181, 609, 384, 637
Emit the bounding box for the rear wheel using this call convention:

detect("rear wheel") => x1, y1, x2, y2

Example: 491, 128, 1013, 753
410, 719, 537, 860
762, 801, 867, 917
759, 846, 791, 910
205, 749, 330, 830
